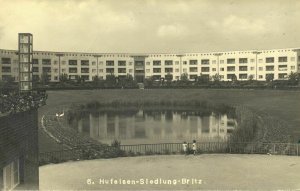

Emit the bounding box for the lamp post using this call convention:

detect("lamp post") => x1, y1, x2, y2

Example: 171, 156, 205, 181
252, 51, 262, 80
55, 53, 64, 81
93, 55, 102, 77
176, 54, 184, 79
213, 53, 223, 75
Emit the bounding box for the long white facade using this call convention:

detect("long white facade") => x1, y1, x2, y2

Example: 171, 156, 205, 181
0, 48, 299, 82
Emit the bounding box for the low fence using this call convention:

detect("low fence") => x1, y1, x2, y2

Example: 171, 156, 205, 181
39, 142, 300, 165
120, 142, 300, 155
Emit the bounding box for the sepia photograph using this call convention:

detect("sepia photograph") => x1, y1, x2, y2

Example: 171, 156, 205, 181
0, 0, 300, 190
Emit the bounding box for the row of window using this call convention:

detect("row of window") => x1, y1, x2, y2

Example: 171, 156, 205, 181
1, 56, 299, 66
3, 65, 296, 74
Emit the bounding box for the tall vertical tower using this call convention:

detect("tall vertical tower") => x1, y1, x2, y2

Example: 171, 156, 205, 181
18, 33, 33, 92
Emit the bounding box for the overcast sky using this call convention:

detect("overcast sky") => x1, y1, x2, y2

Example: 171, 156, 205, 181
0, 0, 299, 53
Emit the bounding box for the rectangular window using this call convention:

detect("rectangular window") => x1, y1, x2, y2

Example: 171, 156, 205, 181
68, 60, 77, 66
190, 60, 198, 65
201, 67, 209, 72
153, 60, 161, 66
92, 69, 96, 73
258, 59, 263, 63
189, 67, 198, 72
146, 69, 150, 73
81, 60, 89, 66
118, 68, 126, 73
220, 67, 224, 71
175, 61, 179, 65
239, 66, 247, 71
81, 68, 89, 73
201, 59, 209, 65
32, 59, 39, 65
212, 60, 216, 64
227, 66, 235, 71
266, 66, 274, 71
239, 74, 247, 79
291, 57, 295, 62
165, 68, 173, 73
146, 62, 150, 65
183, 68, 187, 73
69, 68, 77, 73
291, 66, 296, 70
106, 60, 114, 66
278, 56, 287, 62
42, 59, 51, 65
129, 69, 133, 73
106, 68, 114, 73
1, 58, 11, 64
266, 57, 274, 63
278, 65, 287, 71
259, 67, 263, 71
175, 69, 179, 72
239, 58, 248, 64
183, 61, 187, 65
118, 61, 126, 66
278, 73, 287, 79
227, 59, 235, 64
259, 75, 263, 79
165, 60, 173, 65
250, 59, 255, 63
32, 67, 39, 72
220, 60, 224, 64
2, 66, 11, 73
212, 68, 216, 71
153, 68, 161, 73
250, 67, 255, 70
92, 61, 96, 66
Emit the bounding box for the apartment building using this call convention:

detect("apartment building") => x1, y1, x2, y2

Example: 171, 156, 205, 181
0, 48, 299, 83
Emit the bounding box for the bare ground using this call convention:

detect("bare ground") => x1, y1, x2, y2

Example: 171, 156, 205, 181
39, 154, 300, 190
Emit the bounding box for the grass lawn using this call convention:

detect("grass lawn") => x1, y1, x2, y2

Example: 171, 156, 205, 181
39, 154, 300, 190
38, 89, 300, 152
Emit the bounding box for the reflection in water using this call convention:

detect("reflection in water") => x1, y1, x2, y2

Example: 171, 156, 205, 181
70, 110, 237, 144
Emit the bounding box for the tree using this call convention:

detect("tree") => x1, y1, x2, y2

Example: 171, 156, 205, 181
211, 74, 221, 82
288, 72, 300, 85
180, 73, 189, 82
197, 74, 210, 84
266, 74, 274, 83
248, 75, 254, 81
40, 71, 50, 85
144, 76, 154, 88
105, 73, 117, 87
59, 73, 69, 83
165, 73, 173, 86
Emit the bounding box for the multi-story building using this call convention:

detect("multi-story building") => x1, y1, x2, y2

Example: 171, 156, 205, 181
0, 48, 299, 83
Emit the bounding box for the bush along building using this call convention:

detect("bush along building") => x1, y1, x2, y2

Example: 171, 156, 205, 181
0, 47, 300, 84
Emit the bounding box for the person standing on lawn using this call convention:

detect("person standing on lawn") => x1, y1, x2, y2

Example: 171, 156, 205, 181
192, 140, 197, 155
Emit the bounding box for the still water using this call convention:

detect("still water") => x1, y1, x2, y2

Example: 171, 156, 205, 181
69, 110, 237, 144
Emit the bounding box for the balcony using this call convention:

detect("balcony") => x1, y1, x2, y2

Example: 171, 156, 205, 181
81, 68, 89, 73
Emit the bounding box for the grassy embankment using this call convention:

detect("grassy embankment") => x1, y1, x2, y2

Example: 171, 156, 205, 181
38, 89, 300, 152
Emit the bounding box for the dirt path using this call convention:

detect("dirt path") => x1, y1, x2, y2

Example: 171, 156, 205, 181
40, 154, 300, 190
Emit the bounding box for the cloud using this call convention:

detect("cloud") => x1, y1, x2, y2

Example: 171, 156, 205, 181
157, 24, 188, 38
210, 15, 268, 35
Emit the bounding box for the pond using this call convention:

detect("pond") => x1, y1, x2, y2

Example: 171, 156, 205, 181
68, 109, 237, 145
